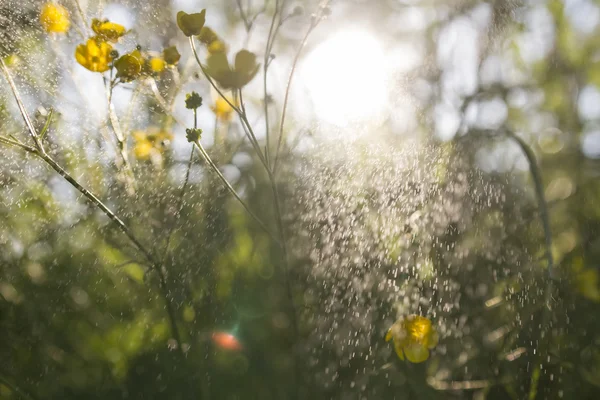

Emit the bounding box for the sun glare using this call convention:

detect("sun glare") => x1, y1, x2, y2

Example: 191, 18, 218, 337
300, 30, 389, 126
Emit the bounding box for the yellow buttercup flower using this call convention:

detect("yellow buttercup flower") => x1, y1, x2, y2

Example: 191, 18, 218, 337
133, 129, 173, 162
385, 315, 438, 363
211, 96, 236, 122
91, 18, 127, 42
148, 57, 166, 73
75, 38, 113, 73
40, 3, 70, 34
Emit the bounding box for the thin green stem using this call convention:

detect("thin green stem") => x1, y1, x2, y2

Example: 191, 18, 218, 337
161, 147, 195, 266
0, 135, 37, 154
188, 38, 271, 172
506, 130, 554, 400
1, 58, 185, 364
506, 131, 553, 278
105, 79, 137, 193
38, 109, 54, 140
192, 139, 280, 244
273, 22, 316, 173
262, 0, 281, 165
1, 59, 44, 152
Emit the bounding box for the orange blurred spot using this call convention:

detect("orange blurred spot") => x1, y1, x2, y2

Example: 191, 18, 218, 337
211, 331, 243, 351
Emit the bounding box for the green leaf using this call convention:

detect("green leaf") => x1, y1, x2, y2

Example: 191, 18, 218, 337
177, 10, 206, 37
39, 108, 54, 140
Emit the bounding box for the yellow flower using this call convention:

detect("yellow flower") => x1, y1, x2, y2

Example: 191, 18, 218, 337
115, 50, 143, 82
385, 315, 438, 363
198, 27, 226, 54
208, 40, 226, 55
575, 268, 600, 302
134, 139, 153, 159
91, 18, 127, 42
133, 129, 173, 161
211, 96, 236, 122
75, 38, 113, 73
149, 57, 166, 73
40, 3, 70, 34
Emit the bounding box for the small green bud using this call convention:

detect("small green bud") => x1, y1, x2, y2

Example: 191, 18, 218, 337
186, 128, 202, 142
185, 92, 203, 109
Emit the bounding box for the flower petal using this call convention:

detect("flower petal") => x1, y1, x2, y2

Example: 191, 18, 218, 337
393, 341, 405, 361
404, 344, 429, 363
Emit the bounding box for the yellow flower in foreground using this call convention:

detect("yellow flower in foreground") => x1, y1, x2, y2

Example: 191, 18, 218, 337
91, 18, 127, 42
75, 39, 113, 73
211, 96, 236, 122
40, 3, 70, 34
385, 315, 438, 363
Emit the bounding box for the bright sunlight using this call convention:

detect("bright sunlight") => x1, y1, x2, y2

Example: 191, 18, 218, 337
300, 30, 389, 126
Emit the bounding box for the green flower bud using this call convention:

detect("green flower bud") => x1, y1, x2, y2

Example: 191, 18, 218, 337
185, 92, 203, 109
186, 128, 202, 142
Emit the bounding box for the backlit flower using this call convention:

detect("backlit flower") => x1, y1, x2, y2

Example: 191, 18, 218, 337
176, 10, 206, 37
75, 38, 113, 73
385, 315, 438, 363
206, 50, 259, 90
198, 26, 226, 54
91, 18, 127, 42
211, 96, 236, 122
133, 129, 173, 163
40, 3, 70, 34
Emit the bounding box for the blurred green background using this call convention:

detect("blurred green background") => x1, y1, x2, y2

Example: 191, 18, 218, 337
2, 0, 600, 399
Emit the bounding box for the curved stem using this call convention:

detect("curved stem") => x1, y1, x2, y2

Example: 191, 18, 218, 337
1, 58, 185, 363
506, 130, 554, 400
506, 131, 553, 278
105, 80, 137, 194
273, 22, 316, 173
188, 38, 271, 172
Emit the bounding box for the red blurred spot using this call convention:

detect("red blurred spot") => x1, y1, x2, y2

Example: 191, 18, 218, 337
211, 331, 243, 351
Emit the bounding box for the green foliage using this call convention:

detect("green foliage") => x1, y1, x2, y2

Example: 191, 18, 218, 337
1, 0, 600, 399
